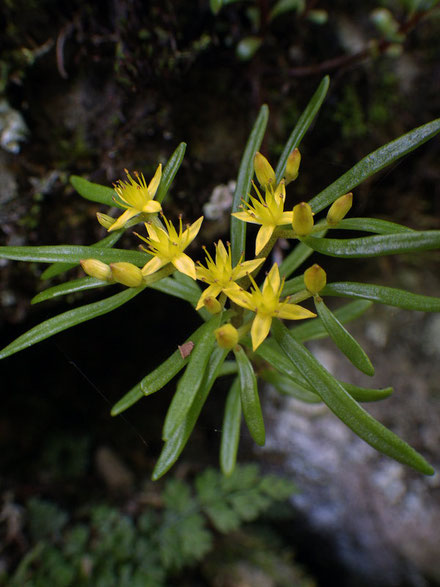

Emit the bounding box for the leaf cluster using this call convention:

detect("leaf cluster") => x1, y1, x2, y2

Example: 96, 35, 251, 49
5, 465, 295, 586
0, 77, 439, 480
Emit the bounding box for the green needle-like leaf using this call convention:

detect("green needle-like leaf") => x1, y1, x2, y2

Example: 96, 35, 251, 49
261, 369, 321, 403
272, 319, 434, 475
323, 282, 440, 312
220, 378, 242, 476
302, 230, 440, 258
163, 313, 222, 440
111, 323, 208, 416
152, 347, 228, 480
0, 245, 147, 266
309, 118, 440, 213
231, 104, 269, 265
255, 338, 391, 402
335, 217, 414, 235
233, 345, 265, 446
290, 299, 372, 342
31, 277, 110, 304
0, 286, 145, 360
314, 297, 374, 376
155, 142, 187, 204
275, 76, 330, 182
70, 175, 121, 207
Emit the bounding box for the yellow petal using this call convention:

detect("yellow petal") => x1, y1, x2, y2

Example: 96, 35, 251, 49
145, 223, 160, 240
173, 253, 197, 280
251, 313, 272, 350
224, 286, 254, 311
265, 263, 280, 293
233, 257, 265, 280
231, 211, 261, 225
108, 208, 139, 232
255, 225, 274, 255
278, 211, 294, 225
186, 216, 204, 245
195, 284, 222, 310
142, 200, 162, 213
147, 164, 162, 198
141, 256, 165, 276
277, 304, 316, 320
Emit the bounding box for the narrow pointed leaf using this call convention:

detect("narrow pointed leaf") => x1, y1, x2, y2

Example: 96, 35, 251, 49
261, 369, 321, 403
70, 175, 122, 207
149, 276, 200, 304
155, 142, 186, 204
231, 104, 269, 265
314, 298, 374, 376
0, 245, 147, 266
290, 299, 372, 342
323, 282, 440, 312
272, 319, 434, 475
309, 118, 440, 214
32, 277, 109, 304
41, 231, 123, 280
163, 313, 222, 439
218, 360, 238, 377
152, 347, 228, 480
255, 337, 390, 402
220, 378, 242, 476
302, 231, 440, 258
233, 345, 265, 446
0, 286, 145, 360
275, 76, 329, 182
335, 217, 414, 235
111, 323, 207, 416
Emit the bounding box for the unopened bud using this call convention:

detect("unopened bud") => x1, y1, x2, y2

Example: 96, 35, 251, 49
292, 202, 314, 236
203, 296, 222, 314
80, 259, 113, 282
96, 212, 115, 230
215, 324, 239, 350
304, 264, 327, 295
110, 262, 143, 287
327, 193, 353, 226
284, 148, 301, 184
254, 152, 276, 188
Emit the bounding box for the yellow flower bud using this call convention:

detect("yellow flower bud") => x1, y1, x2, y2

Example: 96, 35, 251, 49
254, 152, 276, 188
292, 202, 314, 236
96, 212, 116, 230
215, 324, 239, 350
110, 262, 143, 287
327, 193, 353, 226
304, 264, 327, 295
203, 296, 222, 314
80, 259, 113, 282
284, 148, 301, 184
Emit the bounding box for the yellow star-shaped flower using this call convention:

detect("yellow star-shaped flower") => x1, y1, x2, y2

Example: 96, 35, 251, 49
108, 166, 162, 232
225, 263, 315, 350
137, 214, 203, 280
195, 240, 265, 310
232, 181, 292, 255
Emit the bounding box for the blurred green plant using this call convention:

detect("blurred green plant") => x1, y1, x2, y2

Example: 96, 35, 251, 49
1, 76, 440, 480
4, 465, 295, 586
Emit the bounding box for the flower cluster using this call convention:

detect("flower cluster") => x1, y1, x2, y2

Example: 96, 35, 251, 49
81, 151, 353, 351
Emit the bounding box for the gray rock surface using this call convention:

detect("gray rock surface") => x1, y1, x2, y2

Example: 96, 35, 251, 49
260, 302, 440, 586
